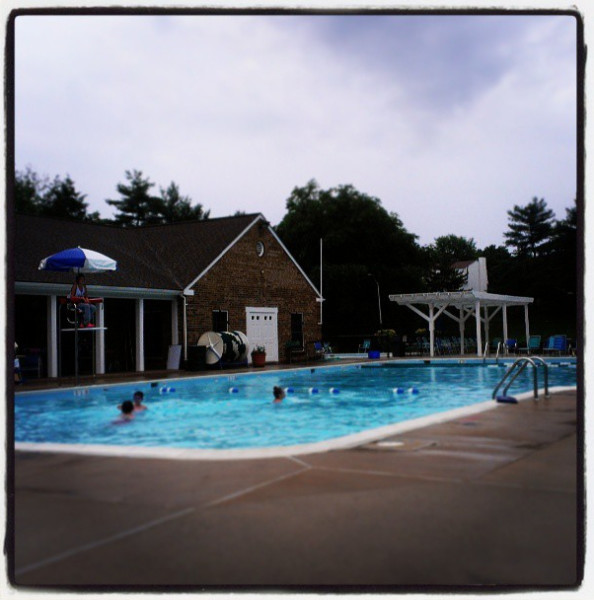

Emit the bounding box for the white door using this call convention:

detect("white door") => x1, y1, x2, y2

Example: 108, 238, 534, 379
246, 307, 279, 363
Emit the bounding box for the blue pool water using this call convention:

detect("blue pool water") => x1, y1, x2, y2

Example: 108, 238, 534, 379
15, 359, 577, 450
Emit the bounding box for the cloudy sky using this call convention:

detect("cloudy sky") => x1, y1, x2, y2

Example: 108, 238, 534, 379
14, 11, 578, 248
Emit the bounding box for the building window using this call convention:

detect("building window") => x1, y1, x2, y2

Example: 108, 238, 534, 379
291, 313, 304, 349
212, 310, 228, 332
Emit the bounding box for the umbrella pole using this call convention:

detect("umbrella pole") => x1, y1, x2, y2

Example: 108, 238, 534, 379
74, 268, 80, 385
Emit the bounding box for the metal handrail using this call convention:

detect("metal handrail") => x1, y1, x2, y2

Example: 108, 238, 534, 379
492, 356, 549, 401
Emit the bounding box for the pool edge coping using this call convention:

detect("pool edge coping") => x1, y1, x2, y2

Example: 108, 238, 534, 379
14, 386, 577, 461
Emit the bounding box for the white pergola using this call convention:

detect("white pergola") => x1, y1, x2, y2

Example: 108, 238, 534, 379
389, 291, 534, 357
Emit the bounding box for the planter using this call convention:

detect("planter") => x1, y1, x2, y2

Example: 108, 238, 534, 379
251, 352, 266, 368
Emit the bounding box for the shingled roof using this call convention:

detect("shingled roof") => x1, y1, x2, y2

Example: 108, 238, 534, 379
14, 213, 262, 291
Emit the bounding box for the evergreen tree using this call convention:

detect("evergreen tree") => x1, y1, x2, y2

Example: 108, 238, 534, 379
159, 182, 210, 223
14, 167, 47, 215
38, 175, 89, 220
106, 170, 163, 227
424, 235, 479, 292
504, 197, 555, 257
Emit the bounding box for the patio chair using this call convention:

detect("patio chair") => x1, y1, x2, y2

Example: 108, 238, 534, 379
518, 335, 541, 355
310, 341, 325, 361
504, 339, 517, 354
418, 337, 431, 355
542, 335, 568, 356
490, 337, 502, 353
358, 339, 371, 353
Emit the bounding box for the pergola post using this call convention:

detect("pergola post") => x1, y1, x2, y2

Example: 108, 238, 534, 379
484, 306, 490, 355
459, 308, 465, 355
475, 300, 483, 357
429, 304, 435, 357
503, 305, 509, 343
524, 304, 531, 347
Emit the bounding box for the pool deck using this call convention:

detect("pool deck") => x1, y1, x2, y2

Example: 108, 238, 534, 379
8, 388, 582, 591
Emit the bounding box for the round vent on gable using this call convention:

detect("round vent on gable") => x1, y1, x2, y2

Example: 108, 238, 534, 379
256, 241, 265, 257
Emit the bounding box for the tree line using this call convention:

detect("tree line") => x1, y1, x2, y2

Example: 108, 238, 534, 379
15, 168, 577, 341
15, 167, 209, 225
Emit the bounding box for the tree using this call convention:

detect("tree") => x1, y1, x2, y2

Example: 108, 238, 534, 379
38, 175, 89, 220
14, 167, 47, 215
504, 197, 555, 257
106, 170, 163, 227
423, 235, 478, 292
158, 182, 209, 223
275, 179, 425, 338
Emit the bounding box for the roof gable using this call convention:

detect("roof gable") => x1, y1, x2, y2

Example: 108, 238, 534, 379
14, 213, 263, 290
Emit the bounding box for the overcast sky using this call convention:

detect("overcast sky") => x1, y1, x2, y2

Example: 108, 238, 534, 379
14, 11, 577, 248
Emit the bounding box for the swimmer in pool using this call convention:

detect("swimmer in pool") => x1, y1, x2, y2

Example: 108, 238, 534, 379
114, 400, 135, 424
133, 390, 147, 411
273, 386, 286, 403
118, 391, 147, 412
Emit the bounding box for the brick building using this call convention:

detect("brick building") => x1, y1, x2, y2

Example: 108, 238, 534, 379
13, 213, 322, 378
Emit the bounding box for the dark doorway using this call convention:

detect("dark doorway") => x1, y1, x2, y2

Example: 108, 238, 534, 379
15, 295, 47, 378
104, 299, 136, 374
144, 300, 172, 371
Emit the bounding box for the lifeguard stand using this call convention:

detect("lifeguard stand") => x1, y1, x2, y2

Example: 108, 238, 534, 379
58, 297, 107, 381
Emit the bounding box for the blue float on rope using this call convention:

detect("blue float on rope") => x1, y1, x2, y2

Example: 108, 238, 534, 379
309, 387, 319, 394
329, 387, 340, 394
408, 387, 419, 394
229, 387, 239, 394
392, 387, 405, 394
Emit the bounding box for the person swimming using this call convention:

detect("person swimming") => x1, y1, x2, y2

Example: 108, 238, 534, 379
113, 400, 135, 424
133, 390, 147, 411
273, 386, 286, 403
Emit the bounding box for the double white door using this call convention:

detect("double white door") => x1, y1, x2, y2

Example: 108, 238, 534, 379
246, 307, 278, 362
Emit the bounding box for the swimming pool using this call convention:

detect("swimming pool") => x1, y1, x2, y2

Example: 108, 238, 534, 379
15, 358, 577, 458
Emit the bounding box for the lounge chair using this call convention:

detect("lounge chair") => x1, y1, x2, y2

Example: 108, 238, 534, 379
358, 339, 371, 353
518, 335, 541, 355
542, 335, 568, 356
504, 339, 517, 354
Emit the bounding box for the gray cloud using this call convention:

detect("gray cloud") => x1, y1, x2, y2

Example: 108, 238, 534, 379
14, 13, 577, 247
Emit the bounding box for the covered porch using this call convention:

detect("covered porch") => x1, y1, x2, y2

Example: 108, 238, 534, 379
389, 291, 534, 358
14, 282, 181, 378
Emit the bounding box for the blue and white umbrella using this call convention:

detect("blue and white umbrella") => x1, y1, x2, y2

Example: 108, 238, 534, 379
38, 246, 117, 273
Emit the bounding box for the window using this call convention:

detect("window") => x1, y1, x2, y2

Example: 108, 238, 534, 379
290, 313, 304, 349
212, 310, 228, 332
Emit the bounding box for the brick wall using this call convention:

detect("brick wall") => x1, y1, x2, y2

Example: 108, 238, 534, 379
183, 222, 321, 362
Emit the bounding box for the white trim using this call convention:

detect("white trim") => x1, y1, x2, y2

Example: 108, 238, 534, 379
245, 306, 279, 314
171, 299, 179, 346
136, 299, 144, 372
47, 296, 58, 378
389, 290, 533, 306
96, 302, 105, 375
16, 282, 179, 299
182, 214, 264, 293
266, 224, 322, 297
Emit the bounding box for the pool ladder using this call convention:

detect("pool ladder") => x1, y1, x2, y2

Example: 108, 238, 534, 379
492, 356, 550, 403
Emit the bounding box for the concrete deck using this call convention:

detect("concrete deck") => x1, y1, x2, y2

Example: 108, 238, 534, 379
9, 390, 581, 591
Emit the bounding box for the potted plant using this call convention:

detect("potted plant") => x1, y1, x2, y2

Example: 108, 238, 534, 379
251, 345, 266, 368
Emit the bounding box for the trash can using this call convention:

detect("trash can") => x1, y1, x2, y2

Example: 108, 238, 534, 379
187, 345, 207, 371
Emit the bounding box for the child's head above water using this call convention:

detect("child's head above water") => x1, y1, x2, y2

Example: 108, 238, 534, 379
121, 400, 134, 415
